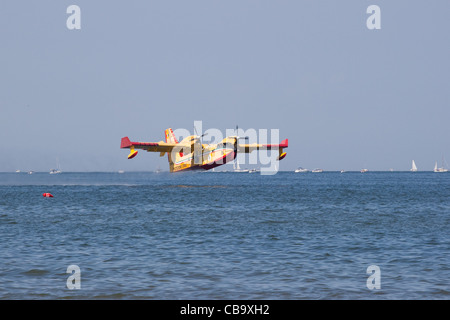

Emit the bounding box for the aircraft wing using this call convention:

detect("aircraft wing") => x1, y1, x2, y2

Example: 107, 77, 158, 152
120, 136, 190, 158
237, 139, 288, 160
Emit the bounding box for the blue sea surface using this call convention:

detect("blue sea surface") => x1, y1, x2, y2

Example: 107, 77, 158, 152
0, 171, 449, 299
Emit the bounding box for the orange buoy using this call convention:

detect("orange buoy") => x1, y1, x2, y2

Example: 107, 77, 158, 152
43, 193, 54, 198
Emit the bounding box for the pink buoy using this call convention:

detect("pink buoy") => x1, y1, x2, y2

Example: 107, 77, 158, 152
42, 193, 54, 198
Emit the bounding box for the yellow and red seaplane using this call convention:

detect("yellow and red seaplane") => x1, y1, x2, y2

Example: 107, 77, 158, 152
120, 128, 288, 172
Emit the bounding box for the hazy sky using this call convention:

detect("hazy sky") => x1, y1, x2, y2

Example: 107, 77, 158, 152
1, 1, 449, 172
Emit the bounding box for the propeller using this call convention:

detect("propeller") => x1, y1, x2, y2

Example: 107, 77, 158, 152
235, 125, 249, 141
193, 126, 208, 144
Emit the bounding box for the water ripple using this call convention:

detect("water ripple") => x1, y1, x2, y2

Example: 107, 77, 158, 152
0, 172, 449, 299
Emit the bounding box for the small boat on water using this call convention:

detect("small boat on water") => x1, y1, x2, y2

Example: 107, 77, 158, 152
434, 159, 448, 173
294, 167, 308, 173
233, 158, 249, 172
311, 168, 323, 173
248, 168, 259, 173
410, 160, 418, 172
360, 168, 369, 173
49, 158, 62, 174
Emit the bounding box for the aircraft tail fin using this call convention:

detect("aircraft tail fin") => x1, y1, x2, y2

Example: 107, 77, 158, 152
164, 128, 179, 170
165, 128, 179, 144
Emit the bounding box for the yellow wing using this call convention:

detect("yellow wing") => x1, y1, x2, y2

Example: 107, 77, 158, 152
238, 139, 288, 160
120, 137, 190, 159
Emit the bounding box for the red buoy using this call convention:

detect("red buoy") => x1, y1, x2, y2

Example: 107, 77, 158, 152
43, 193, 54, 198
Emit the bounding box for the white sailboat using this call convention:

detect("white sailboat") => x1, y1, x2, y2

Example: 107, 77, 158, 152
433, 158, 448, 173
50, 158, 62, 174
233, 157, 248, 172
410, 160, 418, 172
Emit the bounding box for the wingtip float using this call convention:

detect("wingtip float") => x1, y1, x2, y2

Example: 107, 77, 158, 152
120, 128, 288, 173
127, 148, 138, 159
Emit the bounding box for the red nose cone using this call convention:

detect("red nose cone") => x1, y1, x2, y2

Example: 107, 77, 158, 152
43, 193, 54, 198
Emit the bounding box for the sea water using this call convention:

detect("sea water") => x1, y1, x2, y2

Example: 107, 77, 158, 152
0, 171, 449, 299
